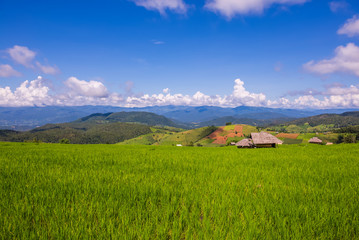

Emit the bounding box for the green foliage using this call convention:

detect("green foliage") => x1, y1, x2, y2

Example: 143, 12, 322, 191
334, 125, 359, 134
1, 143, 359, 238
337, 135, 344, 144
225, 122, 232, 126
59, 138, 70, 144
344, 134, 356, 143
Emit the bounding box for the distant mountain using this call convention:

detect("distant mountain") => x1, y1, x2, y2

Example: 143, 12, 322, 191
283, 111, 359, 127
0, 105, 358, 130
161, 106, 358, 122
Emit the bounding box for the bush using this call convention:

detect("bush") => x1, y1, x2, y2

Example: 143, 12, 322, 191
344, 134, 356, 143
59, 138, 70, 144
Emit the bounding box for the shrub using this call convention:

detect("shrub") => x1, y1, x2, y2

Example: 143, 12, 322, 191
59, 138, 70, 144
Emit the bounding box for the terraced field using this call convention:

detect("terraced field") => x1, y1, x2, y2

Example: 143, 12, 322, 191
1, 142, 358, 239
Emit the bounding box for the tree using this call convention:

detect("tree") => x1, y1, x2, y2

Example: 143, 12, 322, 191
344, 134, 356, 143
337, 135, 344, 144
226, 122, 232, 126
59, 138, 70, 144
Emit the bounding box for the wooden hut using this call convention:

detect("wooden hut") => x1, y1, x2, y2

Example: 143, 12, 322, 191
250, 132, 283, 148
236, 138, 253, 148
308, 137, 322, 144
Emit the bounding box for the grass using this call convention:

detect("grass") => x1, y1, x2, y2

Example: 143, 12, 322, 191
1, 142, 359, 239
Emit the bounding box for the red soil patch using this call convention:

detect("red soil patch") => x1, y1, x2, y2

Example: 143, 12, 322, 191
275, 133, 299, 139
207, 125, 244, 144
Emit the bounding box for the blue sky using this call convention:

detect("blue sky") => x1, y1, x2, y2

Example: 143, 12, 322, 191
1, 0, 359, 108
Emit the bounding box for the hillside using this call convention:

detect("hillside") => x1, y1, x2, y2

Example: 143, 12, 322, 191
195, 116, 293, 128
0, 122, 152, 144
74, 111, 186, 128
120, 124, 259, 146
119, 126, 218, 146
284, 111, 359, 128
0, 111, 186, 144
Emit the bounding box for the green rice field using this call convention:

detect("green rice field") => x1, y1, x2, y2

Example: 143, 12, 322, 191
1, 142, 359, 239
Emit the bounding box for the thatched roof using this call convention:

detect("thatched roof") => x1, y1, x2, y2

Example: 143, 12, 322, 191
251, 132, 283, 145
236, 138, 253, 147
309, 137, 322, 143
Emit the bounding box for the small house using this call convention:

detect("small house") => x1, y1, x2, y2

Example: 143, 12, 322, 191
308, 137, 322, 144
236, 138, 254, 148
251, 132, 283, 148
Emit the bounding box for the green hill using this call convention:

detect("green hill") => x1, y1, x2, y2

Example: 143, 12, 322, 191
0, 111, 187, 144
285, 111, 359, 127
0, 122, 152, 144
119, 126, 218, 146
75, 111, 185, 128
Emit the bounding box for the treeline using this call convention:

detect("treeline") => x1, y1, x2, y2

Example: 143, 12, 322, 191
334, 125, 359, 133
286, 112, 359, 127
333, 125, 359, 143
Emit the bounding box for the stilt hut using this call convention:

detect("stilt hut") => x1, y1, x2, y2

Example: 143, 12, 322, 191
308, 137, 322, 144
236, 138, 254, 148
251, 132, 283, 148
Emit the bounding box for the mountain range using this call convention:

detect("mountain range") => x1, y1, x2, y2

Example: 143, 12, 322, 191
1, 105, 358, 130
1, 110, 359, 144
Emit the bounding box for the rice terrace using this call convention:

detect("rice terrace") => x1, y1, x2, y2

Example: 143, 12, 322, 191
1, 142, 359, 239
2, 0, 359, 239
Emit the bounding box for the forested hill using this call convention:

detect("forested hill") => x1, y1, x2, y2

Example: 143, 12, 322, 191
75, 111, 184, 128
284, 111, 359, 127
0, 122, 152, 144
0, 111, 186, 144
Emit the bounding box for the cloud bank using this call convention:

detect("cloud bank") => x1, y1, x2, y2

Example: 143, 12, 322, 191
338, 15, 359, 37
1, 77, 358, 109
303, 43, 359, 77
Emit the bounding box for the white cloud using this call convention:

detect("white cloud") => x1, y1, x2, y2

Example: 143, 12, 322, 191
163, 88, 170, 93
35, 62, 59, 75
205, 0, 309, 18
7, 45, 36, 68
5, 45, 60, 75
64, 77, 109, 98
125, 79, 266, 107
338, 15, 359, 37
329, 1, 348, 13
153, 40, 165, 45
1, 77, 359, 108
0, 64, 21, 77
131, 0, 187, 15
0, 76, 52, 106
303, 43, 359, 76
